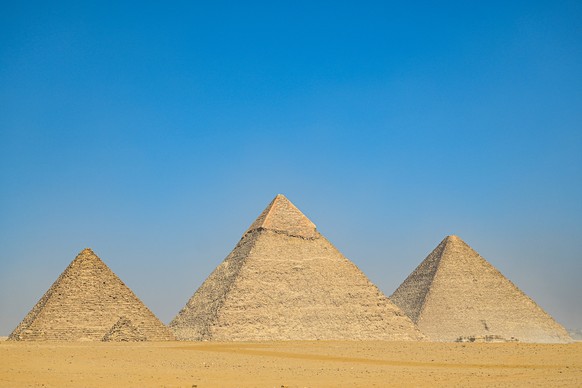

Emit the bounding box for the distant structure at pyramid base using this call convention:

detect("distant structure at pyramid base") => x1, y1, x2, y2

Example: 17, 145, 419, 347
102, 317, 147, 342
170, 194, 425, 341
390, 235, 572, 344
9, 248, 175, 342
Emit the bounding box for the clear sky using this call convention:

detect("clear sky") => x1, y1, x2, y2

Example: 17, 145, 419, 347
1, 1, 581, 335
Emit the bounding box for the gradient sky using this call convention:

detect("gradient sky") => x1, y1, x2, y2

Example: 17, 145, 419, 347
1, 1, 581, 335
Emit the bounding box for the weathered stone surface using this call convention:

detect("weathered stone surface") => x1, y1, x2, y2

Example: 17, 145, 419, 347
391, 235, 572, 343
170, 194, 424, 341
9, 249, 175, 341
245, 194, 318, 238
102, 317, 146, 342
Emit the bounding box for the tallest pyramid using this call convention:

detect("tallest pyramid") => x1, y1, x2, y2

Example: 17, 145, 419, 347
170, 194, 424, 341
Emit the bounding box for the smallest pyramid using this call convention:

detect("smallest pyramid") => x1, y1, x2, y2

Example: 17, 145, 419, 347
102, 317, 146, 342
391, 236, 572, 343
9, 248, 174, 341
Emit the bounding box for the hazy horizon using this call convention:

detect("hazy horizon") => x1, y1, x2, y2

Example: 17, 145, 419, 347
1, 1, 581, 335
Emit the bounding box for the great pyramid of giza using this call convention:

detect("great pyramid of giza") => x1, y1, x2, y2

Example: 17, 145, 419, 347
9, 248, 175, 341
390, 235, 572, 343
170, 194, 424, 341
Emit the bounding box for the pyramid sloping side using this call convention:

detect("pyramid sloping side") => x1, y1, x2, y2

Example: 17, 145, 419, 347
390, 239, 446, 323
392, 236, 572, 343
102, 317, 146, 342
169, 231, 257, 340
9, 249, 175, 341
8, 258, 71, 340
171, 229, 424, 341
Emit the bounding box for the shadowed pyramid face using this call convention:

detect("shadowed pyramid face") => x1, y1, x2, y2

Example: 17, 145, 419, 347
9, 249, 174, 342
391, 235, 572, 343
170, 194, 424, 341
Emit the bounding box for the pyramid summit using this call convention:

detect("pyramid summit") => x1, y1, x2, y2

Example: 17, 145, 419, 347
9, 248, 174, 341
390, 235, 572, 343
245, 194, 318, 238
170, 194, 424, 341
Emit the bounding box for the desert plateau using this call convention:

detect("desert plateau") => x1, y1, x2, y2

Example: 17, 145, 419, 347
1, 340, 581, 387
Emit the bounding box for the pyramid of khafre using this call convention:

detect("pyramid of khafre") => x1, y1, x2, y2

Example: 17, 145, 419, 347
9, 248, 175, 341
390, 235, 572, 343
170, 194, 424, 341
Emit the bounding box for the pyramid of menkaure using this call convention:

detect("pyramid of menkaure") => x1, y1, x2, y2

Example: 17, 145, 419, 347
390, 235, 572, 343
9, 248, 175, 341
170, 194, 424, 341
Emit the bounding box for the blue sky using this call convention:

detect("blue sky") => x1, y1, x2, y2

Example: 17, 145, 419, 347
1, 1, 581, 335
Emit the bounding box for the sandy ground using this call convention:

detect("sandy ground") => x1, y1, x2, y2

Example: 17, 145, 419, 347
0, 341, 580, 387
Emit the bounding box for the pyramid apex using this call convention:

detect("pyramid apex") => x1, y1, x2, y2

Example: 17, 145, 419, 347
440, 235, 477, 257
77, 248, 100, 259
443, 235, 472, 246
73, 248, 104, 265
246, 194, 318, 238
271, 193, 290, 206
272, 193, 293, 205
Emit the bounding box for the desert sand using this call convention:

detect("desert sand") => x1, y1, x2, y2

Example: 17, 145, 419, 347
1, 341, 580, 387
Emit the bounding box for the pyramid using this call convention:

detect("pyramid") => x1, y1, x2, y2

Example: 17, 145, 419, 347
102, 317, 146, 342
9, 248, 175, 341
390, 235, 572, 343
170, 194, 424, 341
